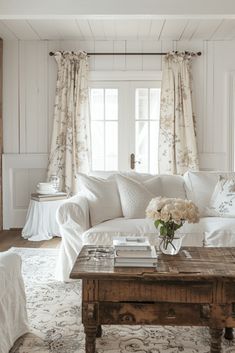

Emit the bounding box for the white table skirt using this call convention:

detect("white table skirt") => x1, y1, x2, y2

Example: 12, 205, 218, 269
22, 199, 66, 241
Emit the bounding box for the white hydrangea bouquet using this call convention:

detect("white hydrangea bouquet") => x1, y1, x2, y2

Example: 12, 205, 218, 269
146, 197, 199, 254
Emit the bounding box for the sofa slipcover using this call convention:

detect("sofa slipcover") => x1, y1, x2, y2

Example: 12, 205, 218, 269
0, 252, 28, 353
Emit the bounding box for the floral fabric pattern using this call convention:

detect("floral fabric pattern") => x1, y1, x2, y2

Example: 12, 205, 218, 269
47, 51, 90, 195
159, 52, 199, 175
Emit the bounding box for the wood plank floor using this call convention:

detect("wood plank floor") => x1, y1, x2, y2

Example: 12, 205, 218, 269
0, 229, 61, 251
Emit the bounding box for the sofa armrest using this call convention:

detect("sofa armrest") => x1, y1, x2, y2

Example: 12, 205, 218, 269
55, 194, 90, 281
56, 194, 90, 232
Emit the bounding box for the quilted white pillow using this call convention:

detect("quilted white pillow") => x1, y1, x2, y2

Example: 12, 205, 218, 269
115, 174, 161, 218
208, 176, 235, 216
77, 173, 123, 226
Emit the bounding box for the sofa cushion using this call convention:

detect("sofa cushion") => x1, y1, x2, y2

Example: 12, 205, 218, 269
160, 174, 186, 199
202, 217, 235, 246
77, 173, 122, 226
184, 171, 235, 216
115, 174, 160, 218
82, 217, 204, 247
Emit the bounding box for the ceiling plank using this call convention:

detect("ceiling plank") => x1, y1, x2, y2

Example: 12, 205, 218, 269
88, 20, 106, 40
115, 20, 139, 39
76, 19, 93, 39
160, 19, 188, 40
149, 19, 165, 40
28, 20, 61, 39
102, 20, 116, 39
29, 19, 83, 40
179, 19, 200, 40
191, 19, 222, 40
0, 21, 17, 39
137, 19, 151, 38
3, 20, 40, 40
211, 19, 235, 40
54, 20, 83, 39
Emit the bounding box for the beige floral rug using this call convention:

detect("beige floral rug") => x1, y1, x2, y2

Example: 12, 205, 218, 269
10, 247, 235, 353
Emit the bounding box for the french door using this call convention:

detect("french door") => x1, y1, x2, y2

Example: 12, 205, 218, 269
89, 80, 161, 174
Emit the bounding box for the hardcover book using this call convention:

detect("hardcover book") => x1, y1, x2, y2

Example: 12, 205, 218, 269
113, 237, 151, 251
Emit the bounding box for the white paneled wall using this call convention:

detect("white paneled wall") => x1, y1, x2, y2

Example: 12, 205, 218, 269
2, 39, 235, 227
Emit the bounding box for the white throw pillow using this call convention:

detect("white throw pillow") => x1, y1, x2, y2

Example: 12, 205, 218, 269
208, 176, 235, 216
115, 174, 160, 218
184, 171, 235, 216
77, 173, 123, 226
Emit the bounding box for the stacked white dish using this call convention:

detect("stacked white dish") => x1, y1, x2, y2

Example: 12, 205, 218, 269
37, 182, 57, 195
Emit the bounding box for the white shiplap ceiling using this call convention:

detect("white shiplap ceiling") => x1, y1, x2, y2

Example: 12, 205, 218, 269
0, 18, 235, 41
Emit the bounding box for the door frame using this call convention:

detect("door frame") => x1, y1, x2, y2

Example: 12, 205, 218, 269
89, 70, 162, 172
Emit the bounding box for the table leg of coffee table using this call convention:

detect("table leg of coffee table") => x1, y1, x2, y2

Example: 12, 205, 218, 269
210, 328, 223, 353
224, 327, 234, 340
84, 325, 97, 353
96, 325, 102, 338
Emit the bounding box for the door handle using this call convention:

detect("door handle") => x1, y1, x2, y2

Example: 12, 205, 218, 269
130, 153, 141, 170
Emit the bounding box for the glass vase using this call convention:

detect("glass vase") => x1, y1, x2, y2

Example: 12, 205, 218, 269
49, 175, 60, 192
159, 233, 185, 255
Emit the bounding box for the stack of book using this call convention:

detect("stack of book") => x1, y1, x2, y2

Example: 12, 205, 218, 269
31, 192, 68, 202
113, 237, 158, 267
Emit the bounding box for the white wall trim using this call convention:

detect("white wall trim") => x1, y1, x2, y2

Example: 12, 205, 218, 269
89, 70, 162, 81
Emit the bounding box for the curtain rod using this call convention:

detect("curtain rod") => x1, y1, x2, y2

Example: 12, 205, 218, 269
49, 51, 202, 56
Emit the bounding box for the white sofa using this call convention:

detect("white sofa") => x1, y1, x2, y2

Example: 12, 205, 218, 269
55, 171, 235, 281
0, 252, 28, 353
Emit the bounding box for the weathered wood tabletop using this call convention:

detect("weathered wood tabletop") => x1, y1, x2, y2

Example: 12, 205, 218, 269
70, 246, 235, 353
71, 246, 235, 280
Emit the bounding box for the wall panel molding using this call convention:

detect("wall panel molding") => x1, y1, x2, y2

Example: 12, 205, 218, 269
199, 153, 228, 171
3, 153, 48, 228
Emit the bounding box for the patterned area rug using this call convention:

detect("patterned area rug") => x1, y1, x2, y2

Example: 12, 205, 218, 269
10, 247, 235, 353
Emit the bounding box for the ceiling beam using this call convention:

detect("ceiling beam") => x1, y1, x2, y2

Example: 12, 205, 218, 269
1, 0, 235, 19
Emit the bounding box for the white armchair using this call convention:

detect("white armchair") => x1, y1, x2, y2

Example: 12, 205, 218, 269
0, 252, 28, 353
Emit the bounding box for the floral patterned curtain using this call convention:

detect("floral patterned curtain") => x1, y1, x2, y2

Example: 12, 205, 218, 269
158, 52, 199, 174
47, 51, 90, 194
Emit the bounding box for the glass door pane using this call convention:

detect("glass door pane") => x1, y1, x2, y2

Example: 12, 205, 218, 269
134, 85, 161, 174
90, 87, 118, 171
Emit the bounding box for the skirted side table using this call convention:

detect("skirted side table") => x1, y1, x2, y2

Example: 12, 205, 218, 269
22, 198, 67, 241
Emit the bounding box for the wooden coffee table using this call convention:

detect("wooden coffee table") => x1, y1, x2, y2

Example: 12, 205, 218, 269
70, 246, 235, 353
